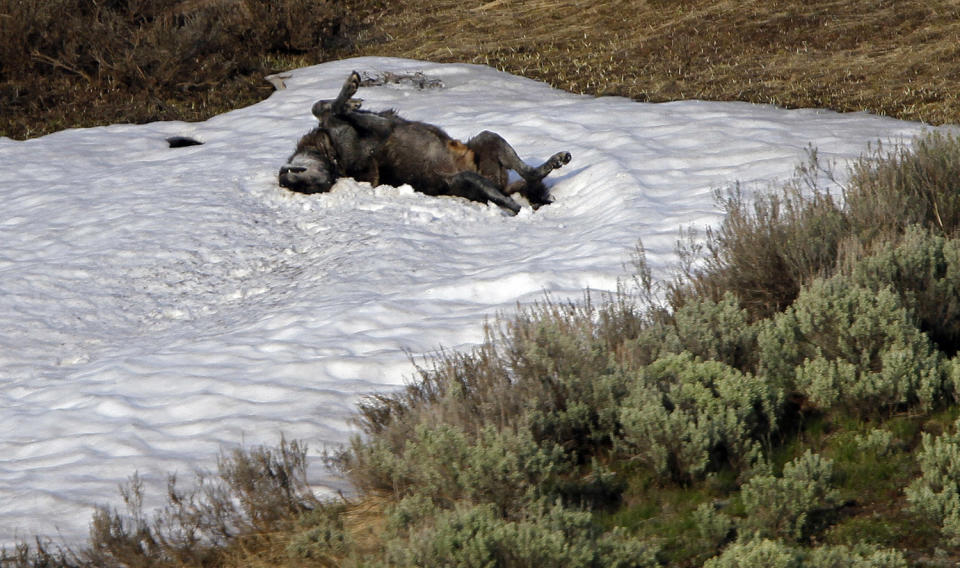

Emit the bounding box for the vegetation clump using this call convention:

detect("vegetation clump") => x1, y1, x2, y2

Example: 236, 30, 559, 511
738, 450, 840, 542
757, 277, 944, 416
702, 538, 907, 568
619, 353, 779, 483
906, 417, 960, 546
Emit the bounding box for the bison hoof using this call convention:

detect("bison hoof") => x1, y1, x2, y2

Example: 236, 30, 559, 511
550, 151, 572, 169
346, 71, 361, 95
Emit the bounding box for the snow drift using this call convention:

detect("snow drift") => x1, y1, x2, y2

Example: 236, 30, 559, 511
0, 57, 930, 543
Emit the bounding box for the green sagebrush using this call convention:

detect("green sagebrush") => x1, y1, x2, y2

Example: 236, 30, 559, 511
758, 276, 944, 416
619, 352, 781, 482
739, 450, 840, 542
906, 417, 960, 545
703, 538, 906, 568
381, 500, 658, 568
847, 225, 960, 355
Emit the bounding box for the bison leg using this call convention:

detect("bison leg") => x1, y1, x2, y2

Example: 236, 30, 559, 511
312, 97, 362, 120
339, 110, 396, 139
468, 131, 571, 182
448, 171, 522, 215
467, 131, 571, 207
332, 71, 362, 114
310, 71, 363, 119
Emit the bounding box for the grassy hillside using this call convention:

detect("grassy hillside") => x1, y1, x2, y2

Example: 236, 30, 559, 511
3, 0, 960, 139
5, 1, 960, 567
350, 0, 960, 125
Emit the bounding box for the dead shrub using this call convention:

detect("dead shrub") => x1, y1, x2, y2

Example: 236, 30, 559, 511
844, 132, 960, 241
669, 132, 960, 324
0, 539, 78, 568
670, 160, 848, 322
80, 439, 316, 568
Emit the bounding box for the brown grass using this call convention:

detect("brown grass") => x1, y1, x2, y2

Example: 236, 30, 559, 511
4, 0, 959, 139
353, 0, 960, 124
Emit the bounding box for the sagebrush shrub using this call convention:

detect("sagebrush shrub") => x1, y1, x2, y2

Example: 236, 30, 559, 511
673, 175, 847, 321
82, 439, 316, 567
668, 132, 960, 327
285, 502, 351, 562
947, 356, 960, 404
661, 292, 759, 370
703, 538, 801, 568
694, 502, 736, 551
0, 540, 77, 568
757, 276, 944, 415
382, 501, 659, 568
852, 428, 894, 457
345, 423, 566, 512
905, 417, 960, 545
738, 450, 840, 541
619, 352, 780, 482
349, 300, 638, 484
504, 300, 636, 454
704, 539, 907, 568
847, 225, 960, 355
845, 132, 960, 241
804, 544, 908, 568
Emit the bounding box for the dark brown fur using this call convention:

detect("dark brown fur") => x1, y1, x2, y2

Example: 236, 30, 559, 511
279, 71, 571, 215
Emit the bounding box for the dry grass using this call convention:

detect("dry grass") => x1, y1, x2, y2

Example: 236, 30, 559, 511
197, 492, 387, 568
5, 0, 960, 139
352, 0, 960, 124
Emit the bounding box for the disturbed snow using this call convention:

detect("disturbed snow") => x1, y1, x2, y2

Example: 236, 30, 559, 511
0, 57, 933, 544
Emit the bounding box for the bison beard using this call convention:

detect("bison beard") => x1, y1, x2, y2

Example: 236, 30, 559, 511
279, 71, 571, 215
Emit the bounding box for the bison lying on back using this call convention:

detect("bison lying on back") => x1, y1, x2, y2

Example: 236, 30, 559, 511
279, 71, 571, 215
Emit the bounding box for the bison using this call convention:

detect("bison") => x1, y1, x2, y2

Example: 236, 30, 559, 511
278, 71, 571, 214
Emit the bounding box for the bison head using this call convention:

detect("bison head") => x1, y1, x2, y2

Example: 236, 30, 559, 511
278, 151, 335, 194
278, 129, 340, 194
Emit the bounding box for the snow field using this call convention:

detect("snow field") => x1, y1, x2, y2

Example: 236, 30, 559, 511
0, 57, 931, 544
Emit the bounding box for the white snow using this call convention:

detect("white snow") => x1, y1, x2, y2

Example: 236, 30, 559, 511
0, 57, 934, 544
